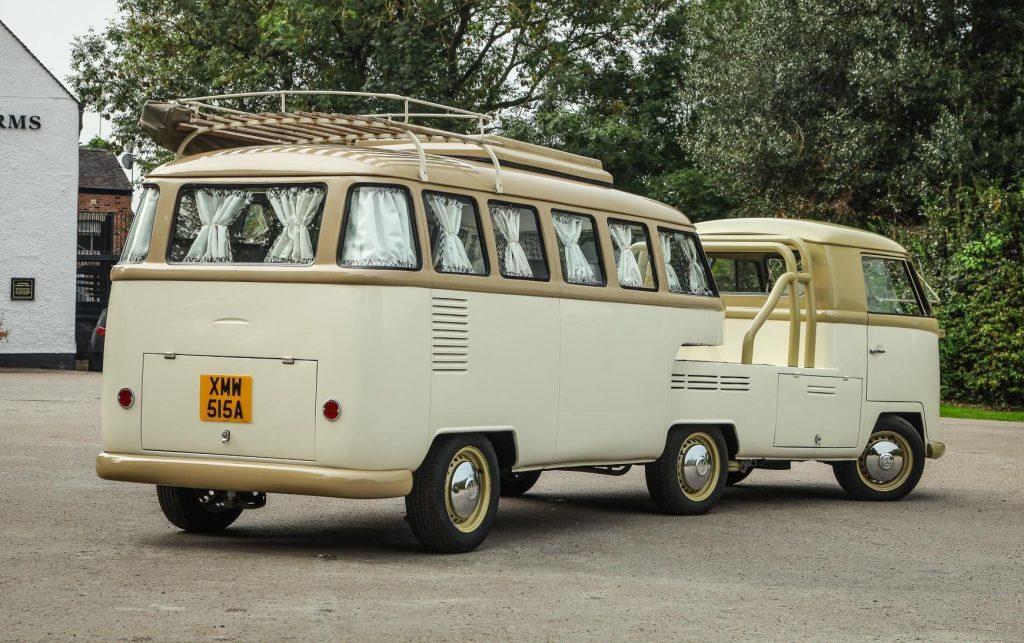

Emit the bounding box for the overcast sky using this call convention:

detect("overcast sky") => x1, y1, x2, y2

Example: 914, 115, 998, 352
1, 0, 121, 145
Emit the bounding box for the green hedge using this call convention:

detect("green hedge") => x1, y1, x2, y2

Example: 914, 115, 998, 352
896, 181, 1024, 409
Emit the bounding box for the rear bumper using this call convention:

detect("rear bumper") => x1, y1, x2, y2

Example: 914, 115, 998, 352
926, 441, 946, 459
96, 452, 413, 499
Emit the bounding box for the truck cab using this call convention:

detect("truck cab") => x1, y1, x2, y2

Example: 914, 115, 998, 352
674, 218, 944, 497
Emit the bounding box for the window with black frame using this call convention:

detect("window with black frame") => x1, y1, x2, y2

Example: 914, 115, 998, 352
488, 201, 548, 280
551, 210, 605, 286
169, 185, 326, 264
423, 191, 488, 275
607, 218, 657, 290
658, 229, 716, 296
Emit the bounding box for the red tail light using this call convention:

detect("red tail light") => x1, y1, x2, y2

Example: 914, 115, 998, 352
96, 326, 106, 337
322, 399, 341, 421
117, 388, 134, 409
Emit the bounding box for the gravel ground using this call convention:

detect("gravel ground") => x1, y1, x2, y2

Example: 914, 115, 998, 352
1, 369, 1022, 641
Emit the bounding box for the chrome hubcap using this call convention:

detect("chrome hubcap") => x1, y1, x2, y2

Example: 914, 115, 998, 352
863, 439, 904, 483
682, 444, 712, 490
448, 460, 481, 519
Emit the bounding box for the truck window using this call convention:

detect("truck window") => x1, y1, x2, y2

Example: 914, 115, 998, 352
709, 257, 764, 293
339, 185, 419, 269
658, 229, 716, 296
170, 184, 326, 264
488, 202, 549, 281
423, 191, 488, 275
862, 256, 925, 316
552, 210, 605, 286
765, 253, 805, 295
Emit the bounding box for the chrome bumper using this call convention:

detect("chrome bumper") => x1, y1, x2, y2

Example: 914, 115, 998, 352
96, 452, 413, 499
926, 441, 946, 460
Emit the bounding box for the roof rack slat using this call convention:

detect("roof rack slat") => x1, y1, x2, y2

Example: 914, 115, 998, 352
151, 91, 524, 191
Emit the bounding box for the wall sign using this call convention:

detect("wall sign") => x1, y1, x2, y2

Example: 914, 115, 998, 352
0, 114, 41, 130
10, 278, 35, 301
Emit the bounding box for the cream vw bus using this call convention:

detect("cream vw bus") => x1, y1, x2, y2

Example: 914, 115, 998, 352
98, 92, 943, 553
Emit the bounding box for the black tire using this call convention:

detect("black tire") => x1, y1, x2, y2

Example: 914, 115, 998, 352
405, 434, 500, 553
499, 470, 541, 497
833, 416, 925, 501
156, 485, 243, 532
645, 426, 728, 515
726, 467, 753, 486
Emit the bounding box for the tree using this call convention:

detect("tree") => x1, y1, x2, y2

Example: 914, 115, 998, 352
71, 0, 663, 171
685, 0, 1024, 225
504, 3, 735, 221
83, 136, 117, 152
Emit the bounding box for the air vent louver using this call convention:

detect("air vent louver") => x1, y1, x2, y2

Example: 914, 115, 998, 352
671, 374, 751, 392
432, 296, 469, 373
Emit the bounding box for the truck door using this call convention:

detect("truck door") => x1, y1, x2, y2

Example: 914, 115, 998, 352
861, 256, 938, 402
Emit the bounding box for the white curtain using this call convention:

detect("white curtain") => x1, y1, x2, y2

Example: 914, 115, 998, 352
608, 223, 643, 288
341, 187, 417, 267
552, 214, 596, 284
680, 235, 712, 294
265, 187, 324, 263
184, 189, 252, 262
121, 187, 159, 262
659, 232, 682, 293
426, 194, 473, 273
490, 205, 533, 277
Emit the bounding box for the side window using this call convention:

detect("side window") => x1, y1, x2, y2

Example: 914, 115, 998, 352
658, 229, 717, 296
120, 186, 160, 263
169, 184, 325, 264
488, 202, 548, 280
423, 191, 487, 275
862, 256, 925, 316
551, 210, 605, 286
608, 218, 657, 291
340, 185, 419, 269
709, 256, 764, 293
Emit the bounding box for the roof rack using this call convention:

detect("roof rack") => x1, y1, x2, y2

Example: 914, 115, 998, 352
140, 91, 509, 192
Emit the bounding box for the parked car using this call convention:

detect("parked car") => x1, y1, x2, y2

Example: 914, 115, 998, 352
89, 308, 106, 371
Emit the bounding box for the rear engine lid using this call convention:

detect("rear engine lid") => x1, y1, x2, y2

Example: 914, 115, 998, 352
141, 354, 317, 461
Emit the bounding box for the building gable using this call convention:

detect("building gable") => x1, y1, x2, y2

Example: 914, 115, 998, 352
0, 19, 79, 102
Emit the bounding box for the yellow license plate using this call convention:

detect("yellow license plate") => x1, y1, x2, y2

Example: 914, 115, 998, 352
199, 374, 252, 423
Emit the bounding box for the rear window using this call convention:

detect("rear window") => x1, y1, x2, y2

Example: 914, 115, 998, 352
169, 184, 326, 264
709, 257, 765, 293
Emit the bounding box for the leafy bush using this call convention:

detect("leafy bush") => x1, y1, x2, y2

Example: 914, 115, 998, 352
905, 181, 1024, 409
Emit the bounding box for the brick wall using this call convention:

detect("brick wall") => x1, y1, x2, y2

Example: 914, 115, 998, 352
78, 191, 132, 255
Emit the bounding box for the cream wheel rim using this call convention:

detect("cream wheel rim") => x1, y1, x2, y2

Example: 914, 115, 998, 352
444, 446, 490, 533
677, 432, 721, 501
857, 431, 912, 492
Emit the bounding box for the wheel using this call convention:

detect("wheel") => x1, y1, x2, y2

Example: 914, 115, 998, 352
405, 434, 500, 553
499, 470, 541, 497
645, 427, 728, 515
833, 417, 925, 501
156, 486, 243, 532
726, 467, 753, 486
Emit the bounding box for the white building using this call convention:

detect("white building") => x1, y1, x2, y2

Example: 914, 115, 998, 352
0, 20, 80, 368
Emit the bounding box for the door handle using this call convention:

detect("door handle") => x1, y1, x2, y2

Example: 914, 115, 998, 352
869, 345, 886, 354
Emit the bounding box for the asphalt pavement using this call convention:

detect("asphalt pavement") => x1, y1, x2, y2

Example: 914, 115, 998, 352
1, 369, 1022, 641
